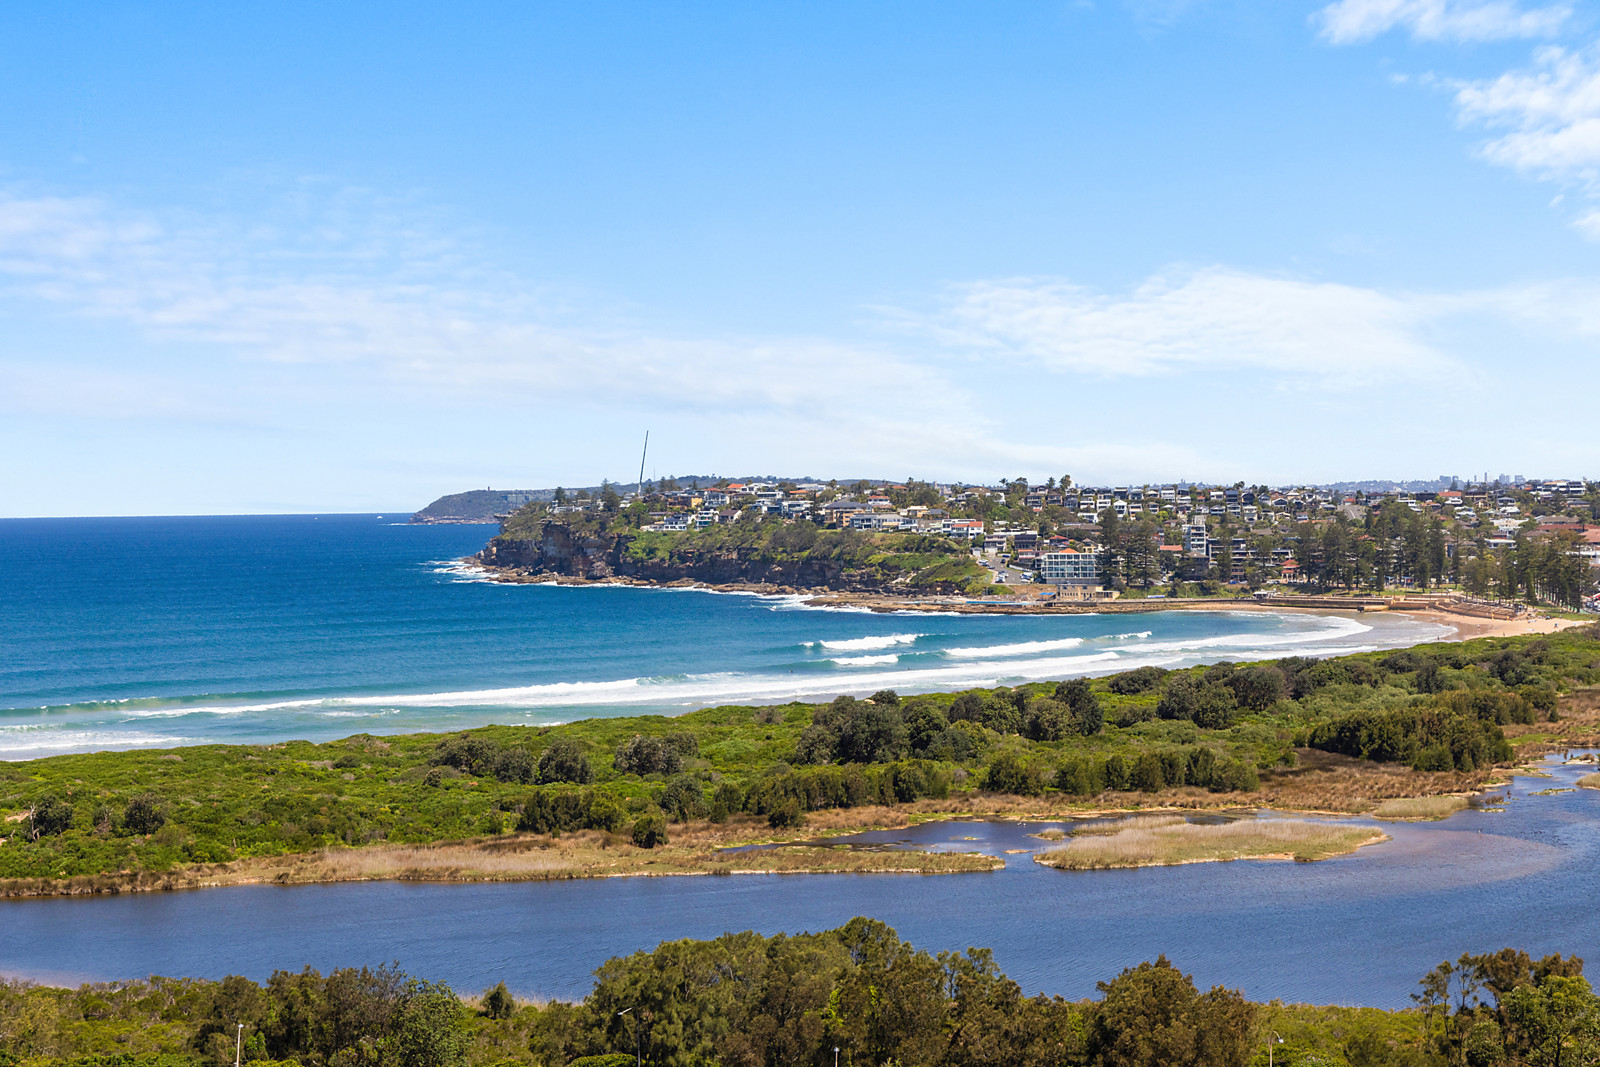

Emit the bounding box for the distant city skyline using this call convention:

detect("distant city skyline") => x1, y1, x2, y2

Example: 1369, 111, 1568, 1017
5, 2, 1600, 516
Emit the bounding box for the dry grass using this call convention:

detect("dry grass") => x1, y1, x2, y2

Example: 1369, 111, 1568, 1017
1576, 773, 1600, 790
1369, 796, 1470, 820
1070, 814, 1188, 836
1036, 818, 1386, 870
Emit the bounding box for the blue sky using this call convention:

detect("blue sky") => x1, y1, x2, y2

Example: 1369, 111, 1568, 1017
3, 0, 1599, 515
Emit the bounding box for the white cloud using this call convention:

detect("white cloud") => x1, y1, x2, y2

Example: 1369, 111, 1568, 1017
1453, 44, 1600, 181
1315, 0, 1571, 44
906, 268, 1460, 385
0, 190, 958, 417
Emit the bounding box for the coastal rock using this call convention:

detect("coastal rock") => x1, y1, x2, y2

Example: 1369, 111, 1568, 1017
476, 522, 963, 594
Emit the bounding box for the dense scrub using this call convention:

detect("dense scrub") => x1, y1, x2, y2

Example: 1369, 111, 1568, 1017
0, 631, 1596, 883
2, 923, 1592, 1066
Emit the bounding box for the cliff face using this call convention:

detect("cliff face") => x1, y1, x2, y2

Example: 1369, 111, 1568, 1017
476, 522, 953, 593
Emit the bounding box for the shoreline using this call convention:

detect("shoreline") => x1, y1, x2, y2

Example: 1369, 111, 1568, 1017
466, 561, 1580, 642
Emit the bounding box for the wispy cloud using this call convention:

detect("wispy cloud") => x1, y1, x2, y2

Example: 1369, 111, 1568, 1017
1452, 43, 1600, 182
1315, 0, 1571, 44
0, 189, 958, 417
901, 268, 1462, 385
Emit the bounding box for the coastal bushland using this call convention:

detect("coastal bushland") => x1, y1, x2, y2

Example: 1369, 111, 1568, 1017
0, 631, 1595, 885
1, 922, 1591, 1067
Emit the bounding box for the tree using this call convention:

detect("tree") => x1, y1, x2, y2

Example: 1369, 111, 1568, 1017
1087, 955, 1256, 1067
983, 753, 1043, 796
537, 739, 594, 785
389, 978, 468, 1067
1503, 975, 1600, 1067
631, 814, 668, 848
1023, 699, 1071, 742
29, 794, 72, 839
1055, 679, 1104, 735
481, 982, 515, 1020
121, 793, 166, 835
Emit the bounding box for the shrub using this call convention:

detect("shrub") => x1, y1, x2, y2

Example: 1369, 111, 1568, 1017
794, 725, 837, 765
1131, 752, 1166, 792
1107, 666, 1167, 695
1224, 666, 1286, 712
1055, 679, 1104, 736
983, 753, 1044, 796
432, 733, 500, 776
482, 982, 515, 1020
1056, 757, 1103, 796
493, 747, 535, 784
631, 814, 668, 848
1104, 754, 1131, 791
709, 781, 743, 823
1157, 676, 1237, 729
658, 775, 706, 823
29, 794, 73, 838
1024, 699, 1071, 742
536, 739, 593, 785
869, 689, 901, 707
121, 793, 167, 836
768, 799, 806, 829
1308, 705, 1512, 771
804, 696, 910, 764
905, 702, 951, 756
613, 733, 699, 776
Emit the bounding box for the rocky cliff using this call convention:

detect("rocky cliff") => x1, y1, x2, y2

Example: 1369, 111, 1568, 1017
476, 522, 969, 593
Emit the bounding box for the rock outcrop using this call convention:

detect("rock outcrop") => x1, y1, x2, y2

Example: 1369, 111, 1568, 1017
476, 522, 960, 594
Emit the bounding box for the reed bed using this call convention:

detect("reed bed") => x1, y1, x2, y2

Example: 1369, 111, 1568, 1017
1577, 773, 1600, 790
1369, 796, 1470, 820
1036, 818, 1386, 870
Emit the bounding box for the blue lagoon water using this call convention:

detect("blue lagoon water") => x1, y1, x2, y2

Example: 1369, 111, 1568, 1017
0, 514, 1448, 759
1, 755, 1596, 1008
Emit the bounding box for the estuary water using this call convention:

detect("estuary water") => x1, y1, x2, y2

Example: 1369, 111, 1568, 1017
0, 514, 1447, 759
1, 755, 1597, 1008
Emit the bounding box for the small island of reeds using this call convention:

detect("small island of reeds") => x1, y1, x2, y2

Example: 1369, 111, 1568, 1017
1035, 815, 1387, 869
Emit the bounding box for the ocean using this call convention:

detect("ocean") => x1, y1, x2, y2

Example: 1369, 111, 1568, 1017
0, 514, 1451, 760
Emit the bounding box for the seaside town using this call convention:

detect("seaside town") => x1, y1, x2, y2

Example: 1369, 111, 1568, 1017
465, 475, 1600, 615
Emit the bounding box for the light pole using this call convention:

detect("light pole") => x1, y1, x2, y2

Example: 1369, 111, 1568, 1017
1268, 1030, 1284, 1067
235, 1023, 243, 1067
618, 1007, 640, 1067
833, 1046, 840, 1067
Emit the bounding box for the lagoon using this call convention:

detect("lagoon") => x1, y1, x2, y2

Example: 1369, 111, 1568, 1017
2, 754, 1595, 1009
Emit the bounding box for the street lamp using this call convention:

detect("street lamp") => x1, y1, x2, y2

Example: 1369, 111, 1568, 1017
1268, 1030, 1284, 1067
235, 1023, 243, 1067
833, 1046, 840, 1067
618, 1007, 640, 1067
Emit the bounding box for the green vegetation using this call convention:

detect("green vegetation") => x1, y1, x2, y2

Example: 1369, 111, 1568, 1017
494, 503, 992, 593
0, 629, 1596, 889
5, 924, 1597, 1067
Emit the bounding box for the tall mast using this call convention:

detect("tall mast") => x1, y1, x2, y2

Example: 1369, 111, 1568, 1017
637, 431, 649, 497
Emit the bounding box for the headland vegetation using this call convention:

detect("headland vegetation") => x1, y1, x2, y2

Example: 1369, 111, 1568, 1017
3, 920, 1593, 1067
1, 628, 1597, 897
467, 474, 1599, 621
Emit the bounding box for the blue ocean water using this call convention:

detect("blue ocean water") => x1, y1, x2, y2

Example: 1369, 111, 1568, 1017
0, 514, 1450, 759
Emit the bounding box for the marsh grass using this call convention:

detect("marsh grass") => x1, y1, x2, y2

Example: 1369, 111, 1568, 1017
1370, 796, 1469, 820
1577, 773, 1600, 790
1070, 814, 1187, 837
1036, 818, 1385, 870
